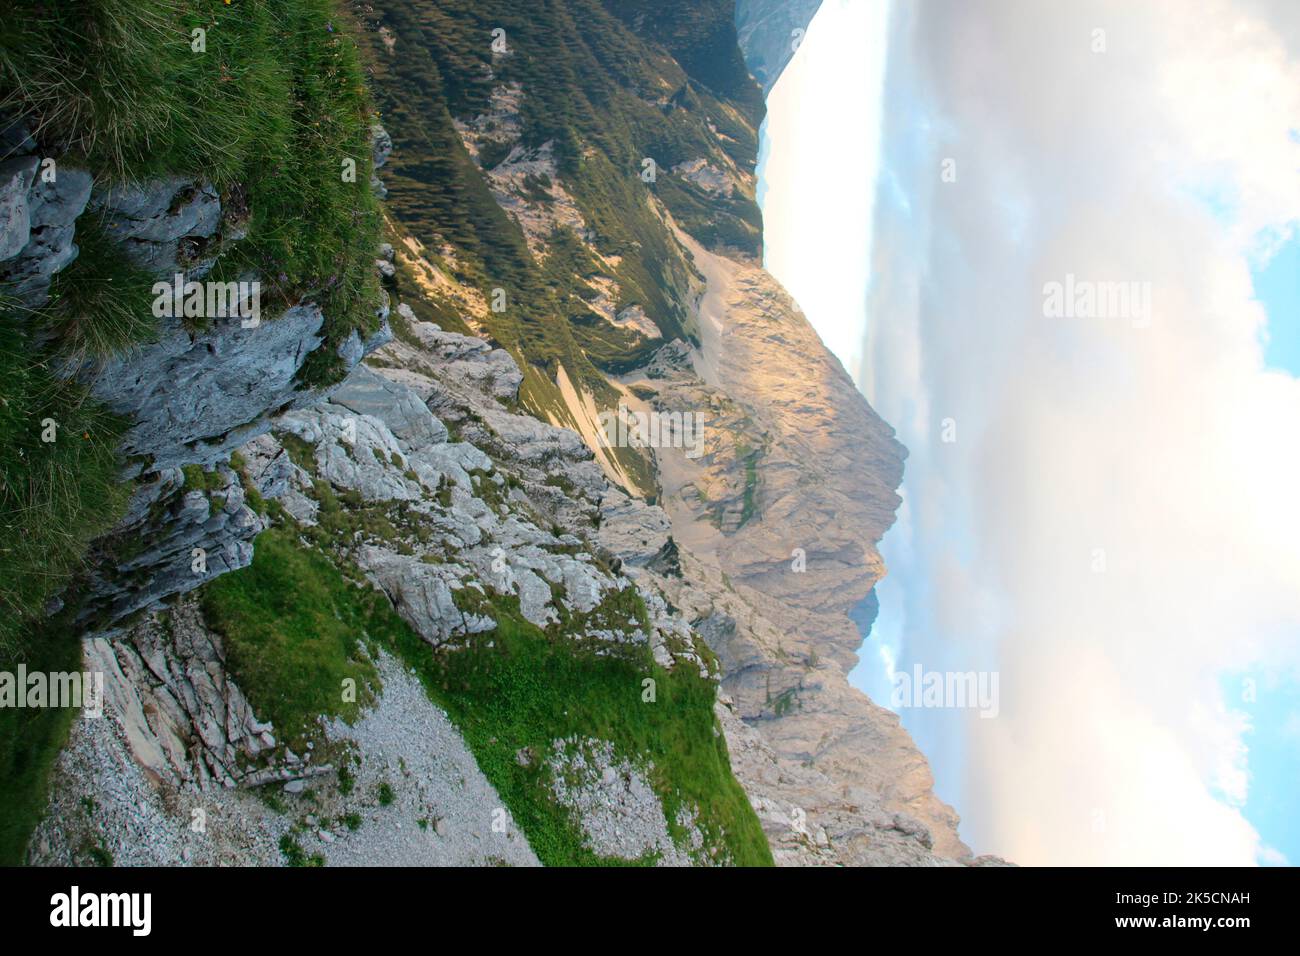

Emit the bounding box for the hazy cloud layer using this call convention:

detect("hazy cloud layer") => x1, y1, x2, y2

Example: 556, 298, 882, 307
853, 0, 1300, 864
762, 0, 1300, 865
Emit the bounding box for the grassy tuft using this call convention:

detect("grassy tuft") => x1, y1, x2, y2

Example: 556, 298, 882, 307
200, 529, 379, 752
1, 0, 385, 382
0, 617, 83, 866
0, 303, 132, 653
41, 219, 160, 361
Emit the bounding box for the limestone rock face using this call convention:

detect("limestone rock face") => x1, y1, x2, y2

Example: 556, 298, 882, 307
329, 363, 449, 448
75, 462, 266, 637
70, 170, 394, 476
0, 154, 39, 260
2, 112, 390, 488
714, 698, 957, 866
275, 327, 701, 667
0, 117, 93, 307
83, 597, 278, 790
89, 303, 362, 476
0, 141, 395, 635
385, 311, 525, 404
30, 156, 393, 629
357, 546, 496, 645
638, 237, 906, 631
595, 216, 972, 865
596, 487, 672, 569
370, 320, 605, 535
89, 176, 223, 274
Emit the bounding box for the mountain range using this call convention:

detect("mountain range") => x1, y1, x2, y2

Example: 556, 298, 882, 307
0, 0, 1001, 867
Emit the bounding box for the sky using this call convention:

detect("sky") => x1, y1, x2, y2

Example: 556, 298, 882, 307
757, 0, 1300, 866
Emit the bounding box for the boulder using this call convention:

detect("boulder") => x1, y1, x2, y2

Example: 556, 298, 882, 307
0, 155, 38, 259
89, 176, 222, 274
330, 364, 449, 448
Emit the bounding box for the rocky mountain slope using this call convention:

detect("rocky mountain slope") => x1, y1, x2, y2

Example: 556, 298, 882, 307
32, 303, 760, 865
1, 0, 391, 862
1, 0, 989, 867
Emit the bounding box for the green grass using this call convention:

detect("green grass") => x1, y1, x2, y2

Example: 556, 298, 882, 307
393, 595, 772, 866
0, 0, 384, 384
336, 759, 356, 797
85, 843, 114, 867
2, 0, 284, 182
201, 526, 771, 866
41, 219, 160, 362
181, 464, 225, 494
0, 305, 132, 653
0, 617, 84, 866
200, 529, 380, 752
279, 833, 324, 867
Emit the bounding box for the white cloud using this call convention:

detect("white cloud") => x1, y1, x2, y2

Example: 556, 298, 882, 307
766, 0, 1300, 864
875, 0, 1300, 865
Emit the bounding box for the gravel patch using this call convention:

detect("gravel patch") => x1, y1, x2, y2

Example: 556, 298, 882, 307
28, 649, 537, 867
298, 652, 538, 866
29, 712, 287, 866
545, 736, 702, 865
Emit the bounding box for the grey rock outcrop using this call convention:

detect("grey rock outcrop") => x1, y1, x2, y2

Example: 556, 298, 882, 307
0, 116, 395, 627
370, 319, 603, 537
84, 597, 278, 789
0, 118, 393, 486
90, 303, 328, 474
330, 363, 449, 448
70, 291, 391, 631
263, 318, 709, 681
238, 430, 320, 525
0, 154, 39, 260
596, 487, 672, 568
74, 169, 393, 477
76, 461, 266, 636
356, 547, 496, 645
0, 118, 93, 307
39, 151, 394, 631
89, 176, 223, 274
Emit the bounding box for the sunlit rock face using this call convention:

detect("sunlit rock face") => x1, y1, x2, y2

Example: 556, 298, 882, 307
608, 222, 979, 864
734, 0, 824, 95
